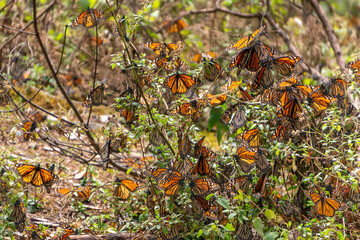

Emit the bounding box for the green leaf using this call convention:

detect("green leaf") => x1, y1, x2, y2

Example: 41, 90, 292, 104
228, 212, 237, 220
152, 0, 161, 8
264, 231, 280, 240
126, 167, 133, 175
196, 229, 203, 238
224, 223, 235, 232
234, 190, 244, 201
208, 107, 222, 131
336, 231, 344, 240
216, 195, 230, 209
252, 217, 264, 237
264, 209, 276, 220
216, 121, 229, 144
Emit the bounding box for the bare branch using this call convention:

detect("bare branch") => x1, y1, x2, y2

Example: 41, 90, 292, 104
309, 0, 346, 74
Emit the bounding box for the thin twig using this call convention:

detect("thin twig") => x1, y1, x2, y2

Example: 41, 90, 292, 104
0, 24, 35, 35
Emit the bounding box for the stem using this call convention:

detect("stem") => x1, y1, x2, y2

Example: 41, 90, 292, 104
32, 0, 99, 151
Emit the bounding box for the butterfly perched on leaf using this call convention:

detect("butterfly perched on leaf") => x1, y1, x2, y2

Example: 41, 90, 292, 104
306, 90, 333, 116
235, 222, 253, 240
191, 193, 211, 214
310, 192, 340, 217
58, 185, 91, 202
202, 57, 225, 82
194, 136, 216, 159
165, 72, 200, 94
272, 55, 303, 76
173, 99, 207, 116
163, 19, 187, 33
143, 41, 183, 58
233, 144, 256, 173
71, 7, 105, 29
162, 173, 186, 196
226, 26, 265, 51
229, 41, 275, 73
226, 174, 253, 193
250, 63, 274, 93
237, 129, 260, 147
173, 157, 193, 176
192, 154, 211, 176
152, 168, 181, 187
113, 178, 138, 200
83, 84, 105, 108
8, 199, 26, 232
255, 148, 270, 172
23, 120, 37, 141
277, 98, 303, 120
328, 77, 346, 98
16, 163, 54, 187
189, 177, 210, 195
207, 93, 227, 107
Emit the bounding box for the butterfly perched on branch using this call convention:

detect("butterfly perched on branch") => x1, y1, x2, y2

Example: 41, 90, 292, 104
71, 7, 105, 28
8, 199, 26, 232
83, 84, 105, 108
226, 26, 265, 52
113, 178, 138, 200
165, 72, 200, 94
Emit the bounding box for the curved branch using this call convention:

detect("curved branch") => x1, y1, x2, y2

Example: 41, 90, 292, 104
309, 0, 346, 74
157, 6, 262, 33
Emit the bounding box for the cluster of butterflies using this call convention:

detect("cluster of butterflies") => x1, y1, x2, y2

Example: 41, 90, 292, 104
5, 5, 360, 239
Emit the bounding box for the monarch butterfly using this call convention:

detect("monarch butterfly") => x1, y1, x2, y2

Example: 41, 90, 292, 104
207, 93, 227, 107
220, 103, 239, 125
234, 145, 256, 173
336, 96, 357, 116
71, 7, 105, 29
346, 59, 360, 73
235, 222, 253, 240
236, 86, 253, 102
223, 105, 247, 133
152, 169, 181, 188
121, 108, 137, 123
193, 52, 216, 63
306, 90, 332, 116
278, 98, 303, 120
346, 185, 360, 203
83, 84, 105, 108
58, 185, 91, 201
278, 76, 313, 103
162, 224, 181, 240
163, 19, 187, 33
255, 148, 270, 172
173, 99, 207, 116
143, 42, 183, 58
27, 111, 47, 123
210, 161, 234, 186
61, 228, 78, 240
328, 78, 346, 98
273, 55, 303, 76
178, 135, 192, 158
43, 164, 56, 193
173, 157, 193, 176
189, 177, 210, 195
251, 64, 274, 93
110, 137, 126, 152
272, 122, 292, 141
194, 136, 216, 159
165, 72, 199, 94
162, 174, 186, 196
23, 120, 37, 141
191, 193, 211, 214
229, 42, 275, 73
226, 26, 265, 51
113, 178, 138, 200
261, 88, 278, 106
226, 174, 253, 193
202, 57, 225, 82
99, 140, 111, 170
8, 199, 26, 232
310, 192, 340, 217
237, 129, 260, 147
254, 173, 267, 195
192, 154, 211, 176
16, 163, 54, 187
